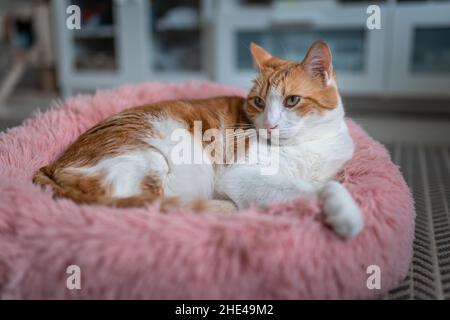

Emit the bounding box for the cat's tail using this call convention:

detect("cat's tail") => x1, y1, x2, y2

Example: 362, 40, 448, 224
33, 166, 164, 208
33, 167, 236, 213
33, 167, 69, 198
32, 166, 121, 205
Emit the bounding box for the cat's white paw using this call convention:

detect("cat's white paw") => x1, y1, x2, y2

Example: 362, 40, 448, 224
320, 181, 363, 239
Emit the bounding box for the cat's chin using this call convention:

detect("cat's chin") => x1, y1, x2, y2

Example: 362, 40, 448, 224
266, 134, 298, 146
277, 130, 301, 143
277, 136, 299, 146
255, 129, 298, 144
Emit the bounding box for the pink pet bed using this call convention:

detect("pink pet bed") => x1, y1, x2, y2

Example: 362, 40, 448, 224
0, 82, 414, 299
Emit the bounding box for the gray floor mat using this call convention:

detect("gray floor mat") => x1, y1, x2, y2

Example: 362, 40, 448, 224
383, 144, 450, 300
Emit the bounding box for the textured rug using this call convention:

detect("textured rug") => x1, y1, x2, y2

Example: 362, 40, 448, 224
383, 145, 450, 300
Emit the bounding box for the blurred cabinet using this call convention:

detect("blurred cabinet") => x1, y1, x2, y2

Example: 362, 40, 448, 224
149, 0, 203, 74
146, 0, 212, 82
53, 0, 208, 96
390, 2, 450, 97
54, 0, 142, 95
53, 0, 450, 97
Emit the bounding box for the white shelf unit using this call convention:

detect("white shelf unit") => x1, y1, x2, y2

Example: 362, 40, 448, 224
53, 0, 146, 96
145, 0, 210, 81
53, 0, 450, 98
53, 0, 209, 97
389, 2, 450, 97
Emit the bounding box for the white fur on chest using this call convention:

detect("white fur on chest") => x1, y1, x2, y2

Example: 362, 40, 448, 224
253, 123, 354, 188
278, 136, 352, 186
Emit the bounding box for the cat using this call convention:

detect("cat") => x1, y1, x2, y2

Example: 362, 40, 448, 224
33, 40, 363, 238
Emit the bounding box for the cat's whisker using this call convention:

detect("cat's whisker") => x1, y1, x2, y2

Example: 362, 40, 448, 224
225, 126, 255, 129
225, 132, 257, 139
225, 129, 257, 134
226, 129, 253, 133
226, 133, 256, 137
226, 123, 256, 127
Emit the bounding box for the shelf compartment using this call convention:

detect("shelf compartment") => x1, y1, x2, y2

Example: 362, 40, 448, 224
73, 38, 117, 71
412, 27, 450, 74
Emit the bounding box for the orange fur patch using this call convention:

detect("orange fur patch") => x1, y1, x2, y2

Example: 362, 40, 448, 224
33, 96, 249, 209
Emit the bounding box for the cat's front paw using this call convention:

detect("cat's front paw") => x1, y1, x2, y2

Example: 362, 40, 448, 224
320, 181, 363, 239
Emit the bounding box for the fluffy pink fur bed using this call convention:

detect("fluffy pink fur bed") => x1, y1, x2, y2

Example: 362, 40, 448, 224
0, 81, 414, 299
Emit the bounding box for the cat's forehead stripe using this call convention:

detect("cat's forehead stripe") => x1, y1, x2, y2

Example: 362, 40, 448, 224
255, 63, 298, 98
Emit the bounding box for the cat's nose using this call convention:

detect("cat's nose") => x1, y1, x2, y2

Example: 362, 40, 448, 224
264, 123, 278, 133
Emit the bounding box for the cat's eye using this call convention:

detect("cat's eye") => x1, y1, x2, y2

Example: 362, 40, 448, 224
253, 96, 265, 109
284, 95, 302, 108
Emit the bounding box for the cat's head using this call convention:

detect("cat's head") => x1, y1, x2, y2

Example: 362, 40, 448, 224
245, 40, 343, 141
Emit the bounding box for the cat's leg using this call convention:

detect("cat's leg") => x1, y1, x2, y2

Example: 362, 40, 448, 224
215, 165, 315, 210
216, 166, 363, 238
187, 199, 237, 214
319, 181, 363, 238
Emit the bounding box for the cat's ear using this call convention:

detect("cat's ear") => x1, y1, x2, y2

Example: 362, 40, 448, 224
250, 42, 272, 70
302, 40, 333, 84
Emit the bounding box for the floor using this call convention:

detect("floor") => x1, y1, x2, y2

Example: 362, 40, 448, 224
1, 91, 450, 299
383, 144, 450, 299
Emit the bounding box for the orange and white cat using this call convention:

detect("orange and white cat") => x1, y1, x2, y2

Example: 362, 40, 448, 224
33, 41, 363, 238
